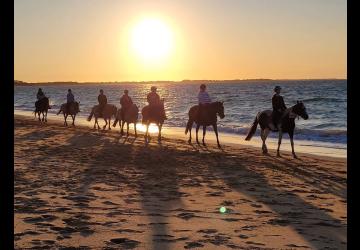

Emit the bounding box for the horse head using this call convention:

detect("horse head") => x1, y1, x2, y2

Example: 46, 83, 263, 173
292, 101, 309, 120
215, 101, 225, 119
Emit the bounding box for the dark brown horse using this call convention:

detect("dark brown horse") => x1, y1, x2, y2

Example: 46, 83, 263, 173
34, 97, 51, 122
185, 101, 225, 148
87, 104, 117, 130
57, 102, 80, 126
141, 100, 166, 142
113, 104, 139, 137
245, 101, 309, 158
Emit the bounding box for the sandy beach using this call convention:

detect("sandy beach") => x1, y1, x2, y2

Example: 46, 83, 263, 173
15, 115, 347, 249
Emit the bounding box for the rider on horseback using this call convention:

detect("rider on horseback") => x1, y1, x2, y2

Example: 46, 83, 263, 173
198, 84, 212, 120
98, 89, 107, 118
147, 86, 166, 119
37, 88, 46, 100
272, 86, 287, 130
35, 88, 48, 110
120, 89, 133, 120
66, 89, 75, 113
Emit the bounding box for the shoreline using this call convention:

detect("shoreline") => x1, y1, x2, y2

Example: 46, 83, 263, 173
15, 110, 346, 159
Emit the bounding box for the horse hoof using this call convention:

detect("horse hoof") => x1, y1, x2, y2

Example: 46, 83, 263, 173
277, 153, 281, 157
293, 154, 298, 159
218, 144, 221, 148
188, 139, 191, 144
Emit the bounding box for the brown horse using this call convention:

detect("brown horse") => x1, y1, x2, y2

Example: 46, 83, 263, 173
141, 100, 166, 142
87, 104, 117, 130
245, 101, 309, 158
185, 101, 225, 148
34, 97, 51, 122
57, 102, 80, 126
113, 104, 139, 137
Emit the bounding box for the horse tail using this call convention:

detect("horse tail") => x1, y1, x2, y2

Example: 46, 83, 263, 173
185, 106, 196, 135
185, 119, 194, 135
87, 108, 94, 121
57, 106, 63, 115
245, 114, 259, 141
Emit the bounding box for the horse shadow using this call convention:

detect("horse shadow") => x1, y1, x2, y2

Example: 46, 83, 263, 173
202, 150, 346, 249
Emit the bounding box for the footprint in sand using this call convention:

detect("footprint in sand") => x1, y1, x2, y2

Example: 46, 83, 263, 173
109, 238, 140, 249
197, 229, 218, 234
184, 242, 204, 249
177, 212, 196, 220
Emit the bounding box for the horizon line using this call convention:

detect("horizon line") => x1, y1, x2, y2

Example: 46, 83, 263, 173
15, 78, 347, 84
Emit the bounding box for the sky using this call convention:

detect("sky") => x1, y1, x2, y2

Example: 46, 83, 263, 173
14, 0, 347, 82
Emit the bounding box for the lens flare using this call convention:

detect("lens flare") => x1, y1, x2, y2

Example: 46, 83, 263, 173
219, 206, 227, 214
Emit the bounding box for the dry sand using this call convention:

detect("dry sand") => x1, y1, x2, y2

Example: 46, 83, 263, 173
15, 115, 347, 249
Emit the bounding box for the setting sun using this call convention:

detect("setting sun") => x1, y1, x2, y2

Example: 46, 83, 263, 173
131, 18, 173, 63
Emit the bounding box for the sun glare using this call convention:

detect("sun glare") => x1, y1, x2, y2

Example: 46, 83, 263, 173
131, 18, 173, 63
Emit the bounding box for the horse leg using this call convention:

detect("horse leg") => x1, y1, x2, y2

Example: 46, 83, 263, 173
127, 123, 130, 137
64, 113, 68, 126
289, 131, 297, 158
108, 119, 111, 130
113, 118, 118, 127
134, 122, 138, 138
95, 118, 100, 129
72, 115, 75, 126
121, 121, 124, 135
277, 129, 283, 157
158, 123, 163, 141
188, 126, 192, 143
145, 122, 150, 141
202, 126, 207, 146
195, 124, 200, 144
212, 123, 221, 148
103, 118, 107, 130
261, 128, 270, 154
45, 111, 48, 122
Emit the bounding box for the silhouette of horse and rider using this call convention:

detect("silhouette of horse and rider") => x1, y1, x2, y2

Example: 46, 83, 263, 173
35, 84, 308, 157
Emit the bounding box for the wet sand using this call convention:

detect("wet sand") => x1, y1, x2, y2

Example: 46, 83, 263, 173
15, 115, 347, 249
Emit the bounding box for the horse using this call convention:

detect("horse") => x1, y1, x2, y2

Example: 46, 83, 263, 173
141, 100, 166, 142
56, 102, 80, 126
113, 104, 139, 137
34, 97, 51, 122
245, 101, 309, 158
87, 104, 117, 130
185, 101, 225, 148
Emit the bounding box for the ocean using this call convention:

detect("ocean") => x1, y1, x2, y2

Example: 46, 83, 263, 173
14, 80, 347, 153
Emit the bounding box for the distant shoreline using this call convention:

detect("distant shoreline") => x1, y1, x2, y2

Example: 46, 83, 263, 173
14, 79, 346, 86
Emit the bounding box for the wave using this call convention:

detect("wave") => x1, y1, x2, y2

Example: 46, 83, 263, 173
301, 97, 346, 103
212, 125, 347, 144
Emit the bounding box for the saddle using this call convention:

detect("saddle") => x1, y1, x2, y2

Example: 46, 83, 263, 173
197, 103, 211, 120
149, 104, 166, 119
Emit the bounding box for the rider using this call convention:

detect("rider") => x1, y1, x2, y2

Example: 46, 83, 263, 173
37, 88, 46, 100
198, 84, 212, 119
147, 86, 166, 119
272, 86, 287, 130
120, 89, 133, 120
98, 89, 107, 117
66, 89, 75, 113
